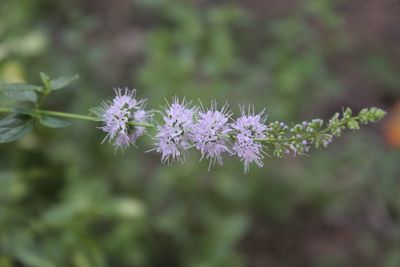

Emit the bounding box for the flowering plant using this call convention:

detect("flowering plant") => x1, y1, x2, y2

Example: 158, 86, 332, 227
0, 73, 386, 172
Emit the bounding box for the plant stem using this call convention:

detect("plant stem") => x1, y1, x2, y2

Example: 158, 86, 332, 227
255, 116, 358, 143
36, 109, 99, 122
0, 107, 356, 142
0, 107, 154, 128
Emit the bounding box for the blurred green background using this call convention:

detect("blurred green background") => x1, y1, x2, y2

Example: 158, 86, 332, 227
1, 0, 400, 266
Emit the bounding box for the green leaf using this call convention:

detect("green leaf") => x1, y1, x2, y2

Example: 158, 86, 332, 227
0, 114, 33, 143
40, 72, 51, 91
50, 75, 79, 90
1, 232, 56, 267
0, 83, 43, 92
40, 116, 72, 128
0, 83, 43, 102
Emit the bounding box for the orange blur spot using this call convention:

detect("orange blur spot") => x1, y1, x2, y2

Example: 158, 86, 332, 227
384, 102, 400, 148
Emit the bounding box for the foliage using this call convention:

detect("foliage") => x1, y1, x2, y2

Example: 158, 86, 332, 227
0, 0, 399, 267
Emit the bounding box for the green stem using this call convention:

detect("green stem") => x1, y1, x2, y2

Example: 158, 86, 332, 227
36, 91, 50, 109
255, 116, 358, 143
36, 110, 99, 122
0, 107, 356, 142
0, 107, 154, 128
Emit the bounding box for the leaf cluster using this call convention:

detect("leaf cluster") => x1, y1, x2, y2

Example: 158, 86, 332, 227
0, 73, 78, 143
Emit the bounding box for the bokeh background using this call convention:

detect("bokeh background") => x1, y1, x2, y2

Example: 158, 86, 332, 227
1, 0, 400, 266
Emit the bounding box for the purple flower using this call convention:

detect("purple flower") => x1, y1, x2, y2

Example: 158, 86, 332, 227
100, 88, 149, 148
154, 98, 196, 163
192, 101, 232, 168
231, 106, 267, 173
129, 109, 148, 143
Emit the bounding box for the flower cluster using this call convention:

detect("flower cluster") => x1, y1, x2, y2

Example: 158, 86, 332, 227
99, 90, 386, 172
100, 88, 150, 149
192, 101, 232, 168
154, 98, 195, 163
231, 106, 267, 173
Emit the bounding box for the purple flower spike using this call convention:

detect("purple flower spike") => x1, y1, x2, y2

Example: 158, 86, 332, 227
192, 101, 232, 169
232, 106, 267, 173
100, 88, 149, 149
155, 97, 196, 163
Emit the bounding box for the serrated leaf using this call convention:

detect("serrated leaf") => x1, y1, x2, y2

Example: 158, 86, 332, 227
13, 107, 34, 116
0, 83, 43, 102
1, 89, 37, 102
0, 114, 33, 143
40, 116, 72, 128
0, 82, 43, 92
50, 75, 79, 90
